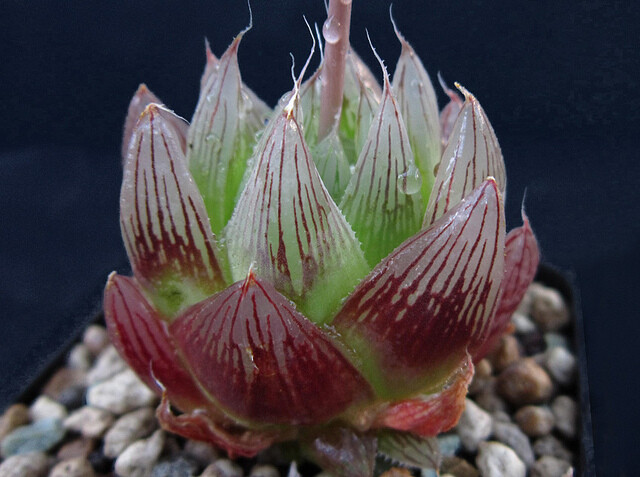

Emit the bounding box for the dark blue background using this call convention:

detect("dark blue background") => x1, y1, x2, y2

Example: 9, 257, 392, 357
1, 1, 638, 475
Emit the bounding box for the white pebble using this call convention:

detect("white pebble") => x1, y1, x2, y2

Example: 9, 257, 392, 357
543, 347, 577, 386
512, 312, 537, 334
83, 325, 110, 356
104, 407, 157, 458
67, 344, 93, 371
0, 451, 49, 477
456, 399, 493, 452
29, 395, 67, 422
86, 345, 127, 385
492, 421, 535, 466
531, 455, 573, 477
531, 284, 570, 332
476, 441, 526, 477
114, 429, 165, 477
87, 369, 157, 415
63, 406, 114, 439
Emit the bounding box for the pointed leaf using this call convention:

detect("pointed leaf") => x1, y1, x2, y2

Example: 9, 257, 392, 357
438, 74, 463, 149
340, 69, 425, 267
334, 179, 504, 397
187, 34, 271, 234
200, 39, 218, 91
225, 102, 369, 323
103, 273, 209, 411
424, 85, 506, 227
377, 430, 441, 471
473, 210, 539, 359
121, 84, 189, 162
373, 355, 473, 436
339, 49, 382, 165
170, 272, 371, 426
392, 28, 441, 205
121, 104, 225, 317
302, 427, 377, 477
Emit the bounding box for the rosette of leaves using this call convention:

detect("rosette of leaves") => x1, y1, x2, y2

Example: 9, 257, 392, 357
104, 7, 539, 476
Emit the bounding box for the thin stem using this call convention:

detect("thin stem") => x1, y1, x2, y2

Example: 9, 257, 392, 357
317, 0, 352, 140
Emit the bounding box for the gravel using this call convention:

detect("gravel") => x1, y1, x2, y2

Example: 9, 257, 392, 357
0, 281, 582, 476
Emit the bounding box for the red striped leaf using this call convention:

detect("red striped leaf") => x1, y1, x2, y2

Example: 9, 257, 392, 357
339, 65, 425, 267
224, 101, 369, 324
121, 84, 189, 163
334, 179, 504, 397
121, 104, 225, 317
103, 273, 208, 411
473, 210, 539, 359
187, 33, 271, 234
169, 272, 371, 426
424, 85, 505, 227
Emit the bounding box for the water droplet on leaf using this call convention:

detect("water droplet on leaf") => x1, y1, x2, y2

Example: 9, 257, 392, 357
397, 166, 422, 195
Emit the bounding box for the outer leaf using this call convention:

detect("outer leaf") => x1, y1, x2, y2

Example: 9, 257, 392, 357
334, 179, 504, 397
377, 430, 441, 471
391, 27, 441, 205
200, 39, 218, 91
438, 74, 463, 149
224, 100, 369, 324
424, 85, 506, 227
339, 49, 382, 165
301, 427, 377, 477
473, 210, 539, 359
120, 104, 225, 317
340, 67, 425, 267
372, 355, 474, 436
103, 273, 208, 411
187, 34, 271, 234
157, 393, 288, 459
170, 272, 372, 426
121, 84, 189, 163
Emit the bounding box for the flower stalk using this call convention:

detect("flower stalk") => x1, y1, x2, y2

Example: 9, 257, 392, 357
318, 0, 352, 140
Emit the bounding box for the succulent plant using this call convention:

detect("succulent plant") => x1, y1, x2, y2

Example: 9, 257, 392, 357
104, 2, 539, 475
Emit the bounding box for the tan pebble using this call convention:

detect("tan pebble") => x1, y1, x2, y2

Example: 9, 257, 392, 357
0, 451, 49, 477
469, 360, 493, 395
249, 464, 280, 477
83, 325, 110, 356
43, 368, 87, 402
49, 457, 95, 477
379, 469, 413, 477
533, 435, 574, 461
441, 455, 479, 477
64, 406, 114, 438
514, 405, 555, 437
552, 395, 577, 439
0, 403, 30, 440
56, 436, 96, 460
29, 396, 67, 422
488, 335, 521, 372
497, 358, 553, 405
531, 284, 570, 332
